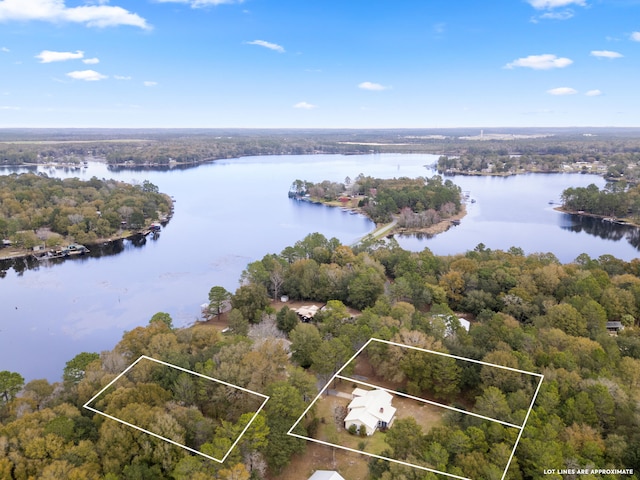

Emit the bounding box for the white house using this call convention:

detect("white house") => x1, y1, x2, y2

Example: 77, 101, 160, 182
344, 388, 396, 436
308, 471, 346, 480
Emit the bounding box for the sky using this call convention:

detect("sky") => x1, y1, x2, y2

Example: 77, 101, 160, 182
0, 0, 639, 128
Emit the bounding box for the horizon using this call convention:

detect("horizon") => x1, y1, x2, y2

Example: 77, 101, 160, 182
1, 0, 640, 129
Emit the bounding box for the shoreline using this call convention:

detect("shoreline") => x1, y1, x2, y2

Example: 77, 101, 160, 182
1, 194, 174, 262
330, 201, 467, 246
554, 206, 640, 228
393, 202, 467, 237
0, 229, 154, 262
299, 193, 469, 244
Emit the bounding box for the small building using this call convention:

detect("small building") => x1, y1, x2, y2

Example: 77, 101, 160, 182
308, 471, 346, 480
295, 304, 320, 322
606, 321, 624, 335
433, 314, 470, 336
344, 388, 396, 436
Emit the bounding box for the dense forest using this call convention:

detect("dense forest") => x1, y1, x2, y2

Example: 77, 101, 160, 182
3, 129, 640, 179
561, 182, 640, 222
291, 175, 461, 225
0, 174, 172, 248
1, 234, 639, 479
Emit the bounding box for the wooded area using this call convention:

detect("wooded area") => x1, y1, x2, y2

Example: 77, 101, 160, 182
0, 174, 172, 249
1, 234, 639, 479
291, 175, 461, 225
4, 129, 640, 178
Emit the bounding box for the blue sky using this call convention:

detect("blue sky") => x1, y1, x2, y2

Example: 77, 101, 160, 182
0, 0, 639, 128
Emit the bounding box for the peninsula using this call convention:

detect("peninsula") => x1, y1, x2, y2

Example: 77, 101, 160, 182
289, 174, 465, 240
0, 174, 173, 261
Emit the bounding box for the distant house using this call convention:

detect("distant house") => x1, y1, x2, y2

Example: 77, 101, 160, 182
606, 321, 624, 335
344, 388, 396, 436
295, 304, 320, 322
433, 314, 470, 336
308, 471, 346, 480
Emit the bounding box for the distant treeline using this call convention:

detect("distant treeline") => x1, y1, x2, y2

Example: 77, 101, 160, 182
3, 129, 640, 176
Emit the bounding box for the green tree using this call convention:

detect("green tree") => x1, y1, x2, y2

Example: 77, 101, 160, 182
23, 378, 54, 410
208, 286, 231, 318
149, 312, 173, 329
63, 352, 100, 384
311, 337, 351, 386
289, 323, 322, 368
0, 370, 24, 403
231, 283, 270, 323
475, 386, 512, 422
227, 309, 249, 336
263, 382, 307, 473
386, 417, 423, 460
276, 306, 299, 334
348, 265, 386, 310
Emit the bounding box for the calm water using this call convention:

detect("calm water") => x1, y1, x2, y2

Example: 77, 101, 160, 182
0, 154, 637, 381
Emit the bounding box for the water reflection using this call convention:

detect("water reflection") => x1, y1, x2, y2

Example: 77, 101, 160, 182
562, 214, 640, 249
4, 155, 640, 382
0, 236, 151, 276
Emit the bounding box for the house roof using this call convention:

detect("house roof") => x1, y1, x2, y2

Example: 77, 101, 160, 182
346, 388, 396, 426
308, 471, 346, 480
295, 305, 320, 318
352, 387, 370, 397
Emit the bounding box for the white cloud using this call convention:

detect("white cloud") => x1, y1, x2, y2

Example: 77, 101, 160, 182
1, 46, 9, 52
143, 81, 157, 86
66, 69, 107, 81
0, 105, 20, 110
245, 40, 285, 53
358, 81, 391, 91
155, 0, 244, 6
527, 0, 586, 9
114, 75, 131, 80
293, 101, 316, 109
0, 0, 149, 29
590, 50, 623, 58
82, 57, 99, 64
547, 87, 578, 95
36, 49, 84, 63
505, 54, 573, 69
538, 10, 574, 20
631, 32, 640, 42
585, 89, 602, 96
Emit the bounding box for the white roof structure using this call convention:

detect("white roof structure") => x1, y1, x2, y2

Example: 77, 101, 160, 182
344, 388, 396, 433
308, 471, 346, 480
295, 304, 320, 319
352, 387, 370, 398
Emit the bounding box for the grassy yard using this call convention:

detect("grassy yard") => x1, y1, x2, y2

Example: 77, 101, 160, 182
313, 394, 391, 456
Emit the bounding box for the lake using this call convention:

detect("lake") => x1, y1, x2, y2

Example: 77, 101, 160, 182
0, 153, 637, 381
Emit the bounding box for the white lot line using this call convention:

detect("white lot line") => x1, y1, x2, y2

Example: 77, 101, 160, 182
83, 355, 270, 463
288, 337, 544, 480
343, 338, 543, 383
288, 377, 472, 480
334, 374, 522, 430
